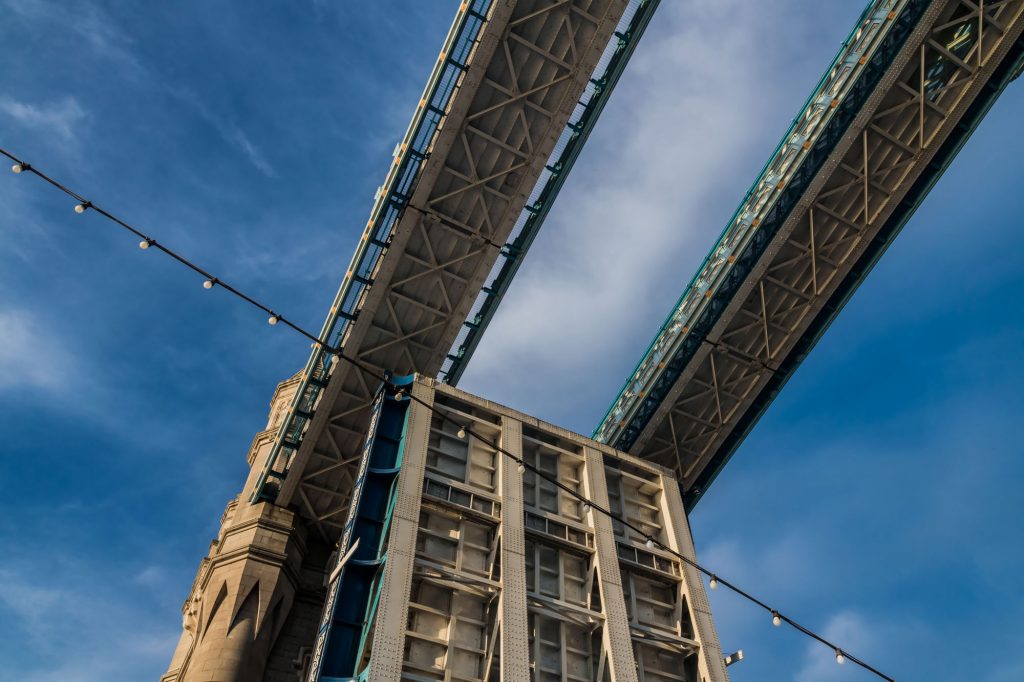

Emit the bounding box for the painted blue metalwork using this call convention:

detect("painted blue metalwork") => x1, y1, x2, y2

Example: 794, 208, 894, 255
307, 374, 414, 681
592, 0, 925, 449
252, 1, 493, 502
440, 0, 662, 385
684, 34, 1024, 510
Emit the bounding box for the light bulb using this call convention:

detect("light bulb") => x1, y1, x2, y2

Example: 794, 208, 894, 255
74, 203, 87, 214
709, 576, 718, 590
203, 279, 214, 289
582, 502, 591, 513
457, 426, 466, 439
268, 315, 280, 326
11, 163, 24, 174
139, 240, 151, 250
771, 612, 782, 627
517, 461, 525, 474
645, 537, 655, 549
395, 390, 405, 400
835, 651, 845, 665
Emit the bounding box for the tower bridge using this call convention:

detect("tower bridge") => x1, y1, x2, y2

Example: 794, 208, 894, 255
159, 0, 1024, 679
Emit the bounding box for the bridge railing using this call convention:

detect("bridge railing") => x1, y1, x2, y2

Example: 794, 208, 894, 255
593, 0, 906, 445
252, 0, 494, 500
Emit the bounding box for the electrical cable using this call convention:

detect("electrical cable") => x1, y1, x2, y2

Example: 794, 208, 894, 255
2, 147, 894, 681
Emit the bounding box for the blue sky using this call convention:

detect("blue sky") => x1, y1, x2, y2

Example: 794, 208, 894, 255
1, 1, 1021, 681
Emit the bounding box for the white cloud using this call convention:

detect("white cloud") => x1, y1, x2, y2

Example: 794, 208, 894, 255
794, 610, 874, 682
0, 308, 73, 392
0, 565, 178, 682
133, 565, 167, 589
792, 610, 930, 682
0, 96, 87, 140
0, 569, 62, 642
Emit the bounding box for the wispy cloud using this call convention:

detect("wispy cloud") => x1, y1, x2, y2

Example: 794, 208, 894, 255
0, 307, 74, 392
793, 610, 929, 682
0, 569, 62, 643
227, 127, 276, 177
0, 564, 178, 681
0, 96, 87, 140
169, 87, 277, 178
2, 0, 143, 74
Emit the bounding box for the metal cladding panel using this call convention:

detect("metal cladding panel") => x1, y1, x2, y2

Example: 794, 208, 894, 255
257, 0, 632, 540
594, 0, 1024, 507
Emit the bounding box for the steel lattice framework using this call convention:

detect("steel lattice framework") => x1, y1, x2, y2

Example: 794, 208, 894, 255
253, 0, 636, 540
594, 0, 1024, 508
250, 0, 1024, 537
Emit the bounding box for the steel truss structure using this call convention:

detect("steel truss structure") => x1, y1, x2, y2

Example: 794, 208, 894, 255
594, 0, 1024, 508
252, 0, 635, 539
440, 0, 662, 385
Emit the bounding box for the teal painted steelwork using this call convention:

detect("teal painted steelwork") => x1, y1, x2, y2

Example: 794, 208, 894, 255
441, 0, 662, 385
593, 0, 911, 447
684, 35, 1024, 510
307, 374, 414, 681
252, 1, 493, 502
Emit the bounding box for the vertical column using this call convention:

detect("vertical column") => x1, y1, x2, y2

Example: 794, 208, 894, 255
499, 416, 530, 679
364, 380, 434, 681
583, 447, 639, 682
658, 474, 728, 682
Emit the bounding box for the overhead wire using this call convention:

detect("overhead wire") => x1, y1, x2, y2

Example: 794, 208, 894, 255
1, 146, 895, 681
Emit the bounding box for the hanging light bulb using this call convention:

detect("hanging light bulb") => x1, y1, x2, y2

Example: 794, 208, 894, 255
771, 611, 782, 627
517, 461, 525, 474
835, 650, 845, 665
582, 502, 591, 514
395, 390, 405, 400
11, 163, 25, 173
74, 202, 88, 214
203, 279, 214, 289
457, 426, 466, 439
268, 315, 280, 326
139, 239, 152, 250
709, 576, 718, 590
645, 537, 655, 549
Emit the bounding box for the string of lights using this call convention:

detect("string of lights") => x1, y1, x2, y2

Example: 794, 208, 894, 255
1, 146, 895, 681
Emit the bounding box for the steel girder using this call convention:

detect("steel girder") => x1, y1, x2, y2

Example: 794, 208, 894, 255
254, 0, 631, 540
594, 0, 1024, 509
